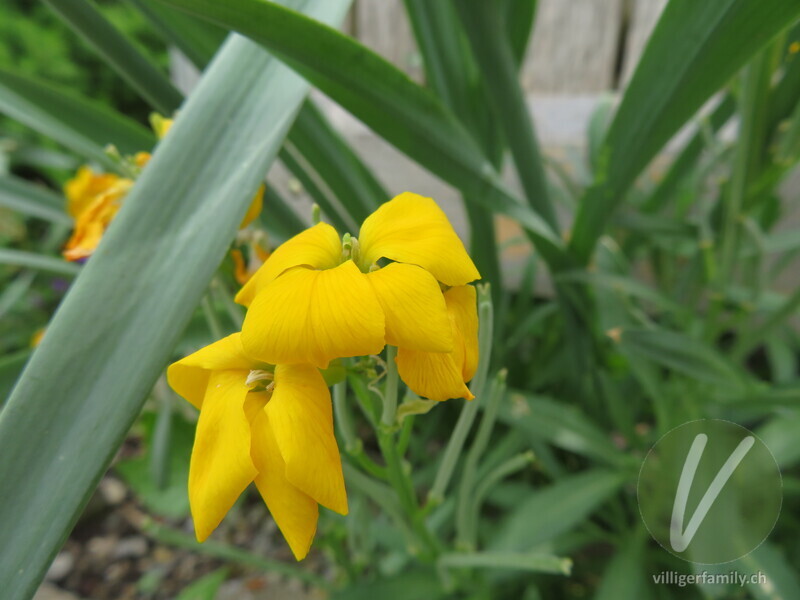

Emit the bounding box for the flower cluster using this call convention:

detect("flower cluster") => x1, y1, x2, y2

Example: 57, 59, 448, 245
62, 115, 263, 262
168, 192, 481, 560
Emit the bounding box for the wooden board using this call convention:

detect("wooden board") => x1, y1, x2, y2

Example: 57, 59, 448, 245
520, 0, 624, 92
354, 0, 423, 82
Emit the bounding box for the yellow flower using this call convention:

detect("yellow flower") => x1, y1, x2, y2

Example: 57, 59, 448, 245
236, 192, 481, 401
63, 166, 127, 219
167, 333, 347, 560
62, 177, 132, 262
62, 115, 264, 261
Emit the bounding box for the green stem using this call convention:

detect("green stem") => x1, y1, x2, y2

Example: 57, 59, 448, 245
428, 284, 494, 506
381, 345, 399, 427
455, 369, 507, 549
334, 380, 387, 479
200, 294, 225, 340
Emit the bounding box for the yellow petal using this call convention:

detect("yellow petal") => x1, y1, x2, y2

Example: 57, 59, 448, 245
358, 192, 480, 286
189, 370, 258, 542
167, 333, 254, 409
239, 184, 264, 229
367, 263, 453, 352
266, 364, 348, 515
235, 223, 341, 307
445, 285, 479, 382
241, 262, 385, 368
150, 114, 173, 139
64, 166, 121, 219
248, 399, 319, 560
62, 181, 130, 262
395, 345, 474, 401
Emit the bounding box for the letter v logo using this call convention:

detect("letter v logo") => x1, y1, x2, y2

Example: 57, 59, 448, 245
670, 433, 755, 552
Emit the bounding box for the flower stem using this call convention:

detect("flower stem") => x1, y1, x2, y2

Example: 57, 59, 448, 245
200, 294, 224, 340
381, 345, 399, 427
334, 380, 388, 480
455, 369, 507, 549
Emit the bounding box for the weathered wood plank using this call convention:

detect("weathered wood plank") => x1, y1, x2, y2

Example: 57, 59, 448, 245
521, 0, 624, 93
354, 0, 423, 82
622, 0, 669, 85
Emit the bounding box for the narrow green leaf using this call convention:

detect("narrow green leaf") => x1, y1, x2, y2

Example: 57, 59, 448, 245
454, 0, 556, 227
739, 543, 800, 600
438, 551, 571, 575
570, 0, 800, 262
593, 530, 651, 600
491, 470, 627, 551
0, 68, 154, 169
158, 0, 565, 254
287, 101, 385, 222
43, 0, 182, 113
0, 176, 72, 225
0, 1, 350, 592
756, 410, 800, 468
130, 0, 227, 67
498, 391, 631, 467
504, 0, 537, 67
617, 328, 749, 390
174, 568, 229, 600
0, 249, 80, 277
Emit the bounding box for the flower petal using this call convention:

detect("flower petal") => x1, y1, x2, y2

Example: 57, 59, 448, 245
167, 333, 254, 409
265, 363, 348, 515
63, 166, 122, 218
445, 285, 479, 382
358, 192, 480, 286
248, 399, 319, 560
367, 263, 453, 352
239, 184, 264, 229
395, 345, 474, 401
188, 370, 257, 542
235, 223, 341, 307
241, 262, 385, 368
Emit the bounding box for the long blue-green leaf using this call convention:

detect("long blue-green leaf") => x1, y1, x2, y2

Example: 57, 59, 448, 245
0, 68, 154, 168
0, 1, 350, 593
0, 176, 72, 225
43, 0, 182, 114
134, 0, 386, 231
570, 0, 800, 262
157, 0, 565, 254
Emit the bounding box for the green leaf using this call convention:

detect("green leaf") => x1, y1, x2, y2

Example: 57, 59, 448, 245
498, 391, 632, 467
330, 570, 443, 600
174, 569, 229, 600
756, 410, 800, 468
491, 470, 627, 551
454, 0, 556, 227
0, 1, 351, 593
0, 176, 72, 225
158, 0, 565, 254
438, 551, 571, 575
43, 0, 182, 114
0, 249, 80, 277
115, 411, 193, 519
617, 328, 749, 391
130, 0, 227, 67
570, 0, 800, 262
286, 100, 385, 223
738, 542, 800, 600
593, 530, 651, 600
0, 68, 154, 169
